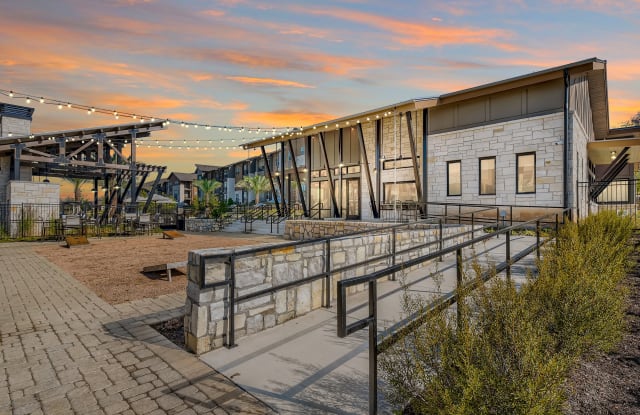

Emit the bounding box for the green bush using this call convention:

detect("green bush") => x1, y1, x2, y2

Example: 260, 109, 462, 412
382, 278, 569, 415
381, 210, 632, 414
527, 210, 631, 357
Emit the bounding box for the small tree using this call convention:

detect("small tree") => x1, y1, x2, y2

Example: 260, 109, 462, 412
237, 175, 270, 205
193, 179, 221, 206
620, 111, 640, 127
64, 178, 89, 202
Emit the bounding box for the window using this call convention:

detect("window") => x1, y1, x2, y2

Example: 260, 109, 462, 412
479, 157, 496, 195
384, 181, 416, 202
447, 161, 461, 196
516, 153, 536, 193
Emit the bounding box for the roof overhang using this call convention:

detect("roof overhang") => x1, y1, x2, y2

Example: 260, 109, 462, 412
243, 58, 609, 149
588, 126, 640, 164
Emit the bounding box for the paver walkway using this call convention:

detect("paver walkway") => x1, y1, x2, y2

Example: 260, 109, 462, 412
0, 243, 274, 415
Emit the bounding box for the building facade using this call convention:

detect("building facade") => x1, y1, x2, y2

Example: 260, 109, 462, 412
239, 58, 640, 221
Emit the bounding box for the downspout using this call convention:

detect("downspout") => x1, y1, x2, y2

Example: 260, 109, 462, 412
563, 69, 570, 216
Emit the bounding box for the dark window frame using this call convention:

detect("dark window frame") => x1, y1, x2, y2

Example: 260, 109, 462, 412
447, 160, 462, 196
516, 152, 536, 194
479, 156, 496, 195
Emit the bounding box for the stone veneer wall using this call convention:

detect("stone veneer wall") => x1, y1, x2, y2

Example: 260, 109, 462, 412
283, 219, 413, 240
185, 218, 219, 232
6, 181, 60, 237
184, 222, 475, 354
428, 112, 565, 207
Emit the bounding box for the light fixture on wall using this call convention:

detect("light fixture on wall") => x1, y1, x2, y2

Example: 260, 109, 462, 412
611, 151, 617, 160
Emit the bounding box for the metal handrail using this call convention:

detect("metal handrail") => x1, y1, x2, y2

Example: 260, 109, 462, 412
335, 208, 570, 414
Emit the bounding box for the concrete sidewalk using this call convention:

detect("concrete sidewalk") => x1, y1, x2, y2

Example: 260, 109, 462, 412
0, 243, 274, 415
200, 234, 538, 414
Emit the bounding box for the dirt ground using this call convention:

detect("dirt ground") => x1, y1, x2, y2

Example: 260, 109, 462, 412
34, 232, 283, 305
565, 234, 640, 415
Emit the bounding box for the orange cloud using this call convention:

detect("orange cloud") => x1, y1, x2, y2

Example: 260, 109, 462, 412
296, 6, 515, 50
607, 60, 640, 81
181, 48, 385, 76
200, 9, 226, 17
186, 72, 215, 82
608, 94, 640, 127
226, 76, 315, 88
231, 111, 336, 128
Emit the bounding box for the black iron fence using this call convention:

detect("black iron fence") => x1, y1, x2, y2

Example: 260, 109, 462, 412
577, 179, 639, 225
0, 202, 179, 241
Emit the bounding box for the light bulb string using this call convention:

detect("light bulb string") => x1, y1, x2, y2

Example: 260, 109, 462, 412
0, 88, 292, 134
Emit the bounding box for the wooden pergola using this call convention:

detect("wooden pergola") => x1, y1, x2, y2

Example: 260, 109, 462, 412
0, 120, 167, 219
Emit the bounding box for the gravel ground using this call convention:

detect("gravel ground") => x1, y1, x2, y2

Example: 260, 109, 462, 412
34, 232, 282, 304
564, 234, 640, 415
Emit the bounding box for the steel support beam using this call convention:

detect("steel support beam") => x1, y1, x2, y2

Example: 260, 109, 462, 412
143, 167, 165, 213
261, 146, 281, 216
287, 139, 307, 216
356, 123, 379, 218
279, 142, 287, 214
404, 111, 423, 204
318, 132, 340, 218
130, 129, 137, 208
422, 109, 428, 216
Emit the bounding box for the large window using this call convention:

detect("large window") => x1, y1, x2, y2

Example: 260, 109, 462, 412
516, 153, 536, 193
479, 157, 496, 195
447, 161, 461, 196
384, 181, 416, 202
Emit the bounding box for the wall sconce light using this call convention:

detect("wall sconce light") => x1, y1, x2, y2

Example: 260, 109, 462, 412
611, 151, 617, 160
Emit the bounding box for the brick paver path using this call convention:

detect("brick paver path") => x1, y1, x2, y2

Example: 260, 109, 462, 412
0, 244, 275, 415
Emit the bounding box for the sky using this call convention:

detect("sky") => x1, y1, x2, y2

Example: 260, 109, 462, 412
1, 0, 639, 182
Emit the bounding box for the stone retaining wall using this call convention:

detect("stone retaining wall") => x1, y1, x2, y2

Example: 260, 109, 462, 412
284, 219, 407, 240
185, 218, 219, 232
184, 223, 476, 354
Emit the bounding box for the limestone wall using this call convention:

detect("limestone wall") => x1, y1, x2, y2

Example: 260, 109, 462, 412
284, 219, 412, 240
428, 112, 565, 207
6, 181, 60, 237
185, 218, 219, 232
184, 223, 474, 354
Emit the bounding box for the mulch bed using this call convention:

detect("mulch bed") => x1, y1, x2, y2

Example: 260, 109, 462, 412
565, 233, 640, 415
151, 317, 186, 350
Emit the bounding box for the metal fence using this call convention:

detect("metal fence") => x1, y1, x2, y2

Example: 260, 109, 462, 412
0, 202, 180, 241
577, 179, 639, 225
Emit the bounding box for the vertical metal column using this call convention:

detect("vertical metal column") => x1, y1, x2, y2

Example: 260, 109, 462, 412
318, 132, 340, 218
422, 109, 429, 216
456, 248, 463, 329
130, 129, 137, 209
225, 256, 236, 349
324, 239, 331, 308
260, 146, 281, 216
368, 279, 378, 415
280, 142, 286, 213
287, 139, 307, 216
356, 124, 379, 218
404, 112, 423, 205
506, 230, 511, 280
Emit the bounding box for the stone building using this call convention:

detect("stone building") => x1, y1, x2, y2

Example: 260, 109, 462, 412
241, 58, 640, 221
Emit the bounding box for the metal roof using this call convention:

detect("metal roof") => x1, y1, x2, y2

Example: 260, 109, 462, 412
0, 103, 34, 121
243, 57, 609, 149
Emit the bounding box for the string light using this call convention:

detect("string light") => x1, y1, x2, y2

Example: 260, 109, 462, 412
0, 88, 291, 134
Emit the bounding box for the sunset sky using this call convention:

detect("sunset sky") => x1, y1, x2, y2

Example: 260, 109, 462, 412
1, 0, 639, 178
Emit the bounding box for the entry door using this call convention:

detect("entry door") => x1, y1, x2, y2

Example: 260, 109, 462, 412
344, 178, 360, 219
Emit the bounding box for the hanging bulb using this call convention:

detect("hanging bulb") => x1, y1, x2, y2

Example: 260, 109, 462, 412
67, 103, 71, 108
25, 97, 31, 103
8, 91, 13, 97
39, 97, 44, 103
57, 104, 62, 109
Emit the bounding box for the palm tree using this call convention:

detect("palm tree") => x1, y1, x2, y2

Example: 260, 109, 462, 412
237, 175, 270, 205
193, 179, 222, 206
64, 178, 89, 202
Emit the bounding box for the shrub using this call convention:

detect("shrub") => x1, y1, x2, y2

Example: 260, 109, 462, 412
526, 210, 631, 357
381, 210, 632, 413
